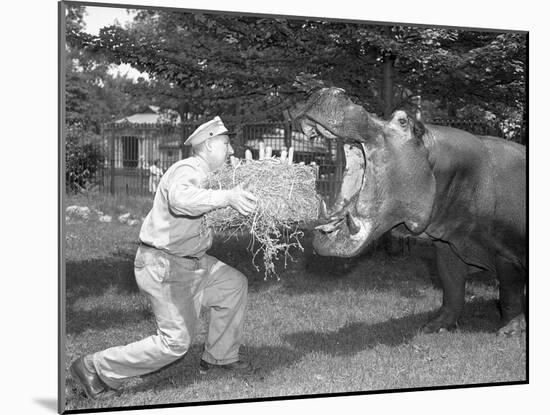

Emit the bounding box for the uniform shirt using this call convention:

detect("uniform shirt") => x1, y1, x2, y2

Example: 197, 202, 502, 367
139, 156, 230, 257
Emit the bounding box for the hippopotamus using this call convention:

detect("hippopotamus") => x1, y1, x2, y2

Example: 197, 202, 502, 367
292, 87, 526, 335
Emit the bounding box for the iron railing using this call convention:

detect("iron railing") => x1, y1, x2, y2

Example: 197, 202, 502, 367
96, 119, 526, 198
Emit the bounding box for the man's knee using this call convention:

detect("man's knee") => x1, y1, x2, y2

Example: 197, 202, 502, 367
160, 333, 190, 357
228, 267, 248, 294
214, 262, 247, 291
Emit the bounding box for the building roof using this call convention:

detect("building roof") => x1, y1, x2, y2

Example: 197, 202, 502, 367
115, 106, 181, 124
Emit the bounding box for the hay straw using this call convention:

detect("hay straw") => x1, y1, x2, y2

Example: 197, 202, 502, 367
202, 159, 319, 279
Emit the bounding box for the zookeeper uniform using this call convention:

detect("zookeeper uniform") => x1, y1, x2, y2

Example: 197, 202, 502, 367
89, 155, 248, 390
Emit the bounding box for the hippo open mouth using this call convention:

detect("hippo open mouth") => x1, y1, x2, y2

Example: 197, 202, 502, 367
300, 118, 368, 234
297, 114, 380, 256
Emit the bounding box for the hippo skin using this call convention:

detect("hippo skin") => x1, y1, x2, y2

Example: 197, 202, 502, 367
292, 87, 526, 335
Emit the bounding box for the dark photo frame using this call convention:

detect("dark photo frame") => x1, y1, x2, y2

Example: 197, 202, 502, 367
59, 1, 528, 413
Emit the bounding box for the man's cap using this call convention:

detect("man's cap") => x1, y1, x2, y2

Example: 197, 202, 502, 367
184, 116, 230, 146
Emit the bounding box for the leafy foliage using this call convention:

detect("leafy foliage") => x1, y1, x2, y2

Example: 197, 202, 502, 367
65, 5, 167, 134
65, 130, 105, 193
67, 6, 526, 126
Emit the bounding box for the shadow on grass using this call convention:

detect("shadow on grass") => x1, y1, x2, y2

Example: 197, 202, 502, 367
209, 236, 435, 298
284, 252, 432, 296
66, 305, 153, 336
283, 298, 502, 357
132, 342, 306, 395
284, 312, 432, 356
66, 253, 147, 335
210, 233, 499, 300
66, 253, 138, 298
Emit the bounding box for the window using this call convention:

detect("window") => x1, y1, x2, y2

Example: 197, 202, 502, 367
121, 136, 139, 168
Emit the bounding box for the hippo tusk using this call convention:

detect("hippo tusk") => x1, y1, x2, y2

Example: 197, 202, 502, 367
359, 143, 369, 193
320, 199, 330, 220
346, 212, 361, 235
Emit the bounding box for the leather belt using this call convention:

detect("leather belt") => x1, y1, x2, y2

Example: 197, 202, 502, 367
139, 242, 201, 261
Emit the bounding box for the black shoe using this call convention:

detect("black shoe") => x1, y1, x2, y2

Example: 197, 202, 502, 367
69, 356, 115, 399
199, 359, 252, 374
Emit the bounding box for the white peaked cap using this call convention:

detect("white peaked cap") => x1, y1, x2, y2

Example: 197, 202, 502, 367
184, 116, 229, 146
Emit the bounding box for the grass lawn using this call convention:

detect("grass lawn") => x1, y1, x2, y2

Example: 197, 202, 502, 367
62, 194, 526, 412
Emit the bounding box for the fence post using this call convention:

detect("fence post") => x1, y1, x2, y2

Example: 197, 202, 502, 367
139, 165, 144, 196
110, 131, 115, 196
335, 141, 344, 192
284, 121, 292, 149
183, 122, 187, 159
139, 137, 144, 195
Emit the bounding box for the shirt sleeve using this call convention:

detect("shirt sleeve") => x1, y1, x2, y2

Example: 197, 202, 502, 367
166, 164, 230, 217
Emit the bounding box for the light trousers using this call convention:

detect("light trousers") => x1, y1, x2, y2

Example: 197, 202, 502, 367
92, 245, 248, 389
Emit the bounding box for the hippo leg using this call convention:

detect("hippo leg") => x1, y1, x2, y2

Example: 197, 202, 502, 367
422, 241, 467, 333
496, 256, 526, 336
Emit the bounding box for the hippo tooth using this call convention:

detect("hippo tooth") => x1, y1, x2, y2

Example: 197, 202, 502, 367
346, 212, 361, 235
315, 219, 343, 232
320, 199, 329, 219
350, 218, 371, 242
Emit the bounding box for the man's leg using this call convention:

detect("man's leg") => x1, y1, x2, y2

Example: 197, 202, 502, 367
89, 248, 204, 389
199, 255, 248, 366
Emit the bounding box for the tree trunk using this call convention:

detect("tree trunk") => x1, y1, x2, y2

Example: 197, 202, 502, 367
382, 52, 395, 118
447, 101, 457, 118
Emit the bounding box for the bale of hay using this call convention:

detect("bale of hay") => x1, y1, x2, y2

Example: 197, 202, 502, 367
202, 158, 320, 278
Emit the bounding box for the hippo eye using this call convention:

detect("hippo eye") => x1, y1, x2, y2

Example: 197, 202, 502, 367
398, 117, 408, 127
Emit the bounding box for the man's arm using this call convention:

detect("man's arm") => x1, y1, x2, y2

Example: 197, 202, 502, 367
167, 165, 230, 216
167, 165, 257, 217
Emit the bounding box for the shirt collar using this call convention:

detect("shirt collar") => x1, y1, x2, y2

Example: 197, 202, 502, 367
193, 155, 211, 174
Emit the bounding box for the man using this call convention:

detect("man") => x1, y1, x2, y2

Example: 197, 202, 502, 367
70, 116, 258, 399
148, 159, 163, 194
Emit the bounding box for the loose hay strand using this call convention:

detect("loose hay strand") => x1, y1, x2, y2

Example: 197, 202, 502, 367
202, 159, 319, 279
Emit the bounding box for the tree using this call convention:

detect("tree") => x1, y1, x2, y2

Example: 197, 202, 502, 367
69, 7, 526, 126
65, 5, 167, 137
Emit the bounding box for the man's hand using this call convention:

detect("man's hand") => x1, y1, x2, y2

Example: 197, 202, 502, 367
227, 185, 257, 216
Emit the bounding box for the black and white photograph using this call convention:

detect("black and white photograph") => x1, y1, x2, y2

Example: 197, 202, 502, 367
54, 0, 534, 413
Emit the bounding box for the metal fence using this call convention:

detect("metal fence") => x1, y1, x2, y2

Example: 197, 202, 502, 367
97, 121, 346, 202
96, 118, 525, 199
428, 118, 526, 144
